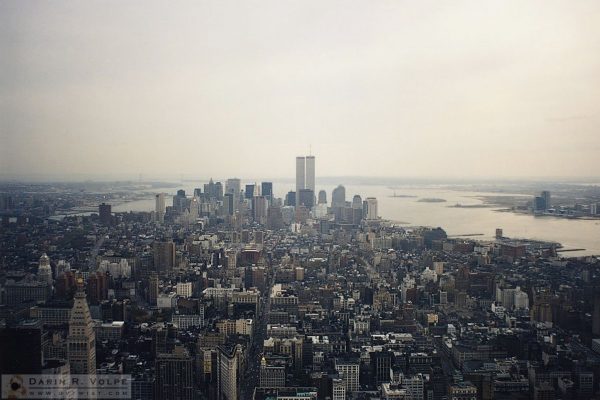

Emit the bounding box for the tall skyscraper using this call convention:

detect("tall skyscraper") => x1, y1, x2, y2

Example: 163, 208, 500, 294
593, 292, 600, 336
0, 320, 44, 374
223, 193, 234, 215
305, 155, 315, 193
148, 273, 159, 305
225, 178, 241, 209
541, 190, 551, 210
155, 193, 166, 223
214, 181, 224, 200
261, 182, 273, 199
252, 195, 268, 223
245, 184, 255, 199
68, 279, 96, 374
218, 344, 244, 400
37, 253, 53, 285
285, 191, 296, 207
298, 189, 315, 208
296, 157, 306, 205
155, 346, 195, 400
99, 202, 112, 225
296, 155, 316, 206
332, 185, 346, 208
318, 190, 327, 205
365, 197, 378, 220
153, 240, 176, 273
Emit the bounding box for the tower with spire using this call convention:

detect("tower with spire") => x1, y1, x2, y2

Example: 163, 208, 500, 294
67, 277, 97, 374
37, 253, 53, 285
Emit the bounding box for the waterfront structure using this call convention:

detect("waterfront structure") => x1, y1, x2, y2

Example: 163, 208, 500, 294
365, 197, 378, 220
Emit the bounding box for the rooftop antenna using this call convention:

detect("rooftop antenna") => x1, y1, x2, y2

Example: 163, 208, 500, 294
309, 144, 312, 156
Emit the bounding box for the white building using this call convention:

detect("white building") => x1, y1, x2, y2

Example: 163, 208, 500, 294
98, 259, 131, 278
172, 314, 204, 330
37, 253, 53, 285
176, 282, 193, 298
332, 378, 346, 400
365, 197, 378, 220
335, 359, 360, 392
403, 373, 424, 400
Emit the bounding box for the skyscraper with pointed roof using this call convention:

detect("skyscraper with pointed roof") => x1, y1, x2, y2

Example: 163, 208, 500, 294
37, 253, 53, 285
67, 278, 96, 374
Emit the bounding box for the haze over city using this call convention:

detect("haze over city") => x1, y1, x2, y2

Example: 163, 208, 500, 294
2, 1, 600, 181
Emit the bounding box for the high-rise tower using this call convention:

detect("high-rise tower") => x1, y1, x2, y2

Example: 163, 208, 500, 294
68, 278, 96, 374
296, 157, 306, 206
37, 253, 53, 285
305, 155, 315, 194
155, 193, 165, 223
296, 154, 315, 207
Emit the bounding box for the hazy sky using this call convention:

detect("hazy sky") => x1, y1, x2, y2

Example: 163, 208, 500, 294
1, 1, 599, 181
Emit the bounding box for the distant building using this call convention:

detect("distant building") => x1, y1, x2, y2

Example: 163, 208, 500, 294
153, 240, 176, 273
37, 253, 53, 285
318, 190, 327, 204
5, 280, 51, 305
155, 193, 166, 223
306, 155, 315, 194
261, 182, 273, 200
541, 191, 551, 210
298, 189, 315, 208
99, 203, 112, 225
296, 156, 306, 205
226, 178, 241, 208
285, 191, 296, 207
148, 274, 159, 305
245, 184, 255, 199
332, 185, 346, 208
365, 197, 378, 220
223, 193, 234, 215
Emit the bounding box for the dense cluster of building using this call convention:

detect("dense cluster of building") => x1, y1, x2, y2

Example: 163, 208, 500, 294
530, 190, 600, 218
1, 158, 600, 400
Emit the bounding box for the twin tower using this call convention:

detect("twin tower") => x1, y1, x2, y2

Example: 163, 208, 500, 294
296, 156, 315, 205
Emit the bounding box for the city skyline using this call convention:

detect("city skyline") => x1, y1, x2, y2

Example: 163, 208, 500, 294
2, 2, 600, 399
2, 1, 600, 180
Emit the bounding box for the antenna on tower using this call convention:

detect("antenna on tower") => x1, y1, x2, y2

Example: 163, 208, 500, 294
309, 144, 312, 156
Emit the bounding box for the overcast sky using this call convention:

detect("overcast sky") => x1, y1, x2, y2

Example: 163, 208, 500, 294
1, 1, 599, 181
